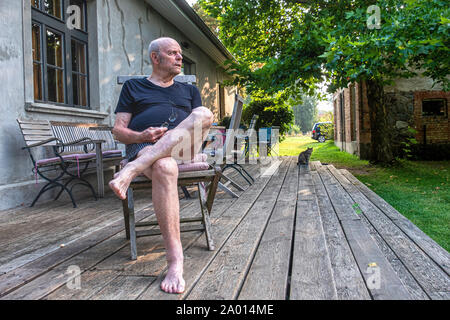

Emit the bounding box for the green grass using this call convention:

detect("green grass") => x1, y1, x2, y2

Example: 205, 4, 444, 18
279, 135, 450, 252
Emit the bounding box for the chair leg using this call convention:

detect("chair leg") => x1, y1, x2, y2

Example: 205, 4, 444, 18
127, 188, 138, 260
235, 164, 254, 184
122, 197, 131, 240
198, 182, 215, 251
180, 186, 191, 199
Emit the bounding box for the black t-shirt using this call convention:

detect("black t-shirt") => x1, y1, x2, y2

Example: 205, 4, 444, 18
114, 77, 203, 131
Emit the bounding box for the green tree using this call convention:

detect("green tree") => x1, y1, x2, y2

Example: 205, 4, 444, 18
199, 0, 450, 163
192, 1, 220, 37
292, 95, 318, 134
241, 95, 294, 138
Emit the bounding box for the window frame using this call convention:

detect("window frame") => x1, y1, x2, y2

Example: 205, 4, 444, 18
421, 98, 448, 118
31, 0, 90, 109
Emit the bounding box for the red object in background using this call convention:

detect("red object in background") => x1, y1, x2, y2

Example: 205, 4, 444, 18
312, 130, 316, 134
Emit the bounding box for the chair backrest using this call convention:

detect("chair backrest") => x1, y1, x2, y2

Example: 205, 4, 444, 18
16, 119, 57, 147
117, 74, 196, 85
50, 121, 116, 154
249, 114, 259, 130
223, 94, 245, 156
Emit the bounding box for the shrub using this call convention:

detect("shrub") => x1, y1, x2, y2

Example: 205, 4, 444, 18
241, 96, 294, 138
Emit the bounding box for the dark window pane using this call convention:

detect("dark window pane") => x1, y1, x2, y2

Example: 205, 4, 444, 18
31, 0, 40, 9
69, 0, 86, 31
79, 75, 87, 106
46, 29, 63, 67
72, 74, 87, 106
33, 63, 42, 100
47, 67, 65, 103
71, 40, 86, 74
43, 0, 62, 19
422, 99, 447, 116
72, 74, 78, 105
32, 23, 41, 61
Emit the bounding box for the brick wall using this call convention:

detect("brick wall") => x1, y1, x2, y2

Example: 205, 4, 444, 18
413, 91, 450, 144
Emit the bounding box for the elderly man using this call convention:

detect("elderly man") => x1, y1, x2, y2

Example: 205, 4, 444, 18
109, 37, 214, 294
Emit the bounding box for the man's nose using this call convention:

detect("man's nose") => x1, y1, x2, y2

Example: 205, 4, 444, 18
176, 53, 182, 60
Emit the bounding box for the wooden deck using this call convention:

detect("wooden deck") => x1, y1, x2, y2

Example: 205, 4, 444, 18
0, 156, 448, 300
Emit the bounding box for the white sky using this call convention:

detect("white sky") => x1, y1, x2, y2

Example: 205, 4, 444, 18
185, 0, 196, 6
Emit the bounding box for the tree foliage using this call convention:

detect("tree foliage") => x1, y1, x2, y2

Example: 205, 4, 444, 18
292, 95, 318, 134
199, 0, 450, 163
241, 95, 294, 138
199, 0, 449, 93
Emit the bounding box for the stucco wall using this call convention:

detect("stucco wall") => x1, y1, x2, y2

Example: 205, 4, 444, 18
0, 0, 235, 210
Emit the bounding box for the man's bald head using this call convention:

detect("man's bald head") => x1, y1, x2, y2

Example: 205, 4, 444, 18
148, 37, 179, 65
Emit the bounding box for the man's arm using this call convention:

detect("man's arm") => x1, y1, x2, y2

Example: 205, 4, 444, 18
112, 112, 167, 144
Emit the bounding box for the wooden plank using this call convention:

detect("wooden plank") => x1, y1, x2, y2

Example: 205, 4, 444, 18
184, 158, 292, 300
17, 119, 50, 125
311, 171, 371, 300
45, 164, 260, 299
0, 192, 156, 297
238, 159, 299, 300
315, 165, 360, 221
21, 130, 53, 135
41, 199, 203, 299
137, 159, 279, 300
289, 165, 337, 300
316, 166, 412, 299
340, 169, 450, 276
43, 270, 118, 300
17, 124, 52, 130
91, 276, 155, 300
330, 166, 450, 300
0, 162, 259, 299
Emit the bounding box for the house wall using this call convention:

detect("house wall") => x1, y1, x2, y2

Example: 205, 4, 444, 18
334, 76, 449, 160
0, 0, 235, 210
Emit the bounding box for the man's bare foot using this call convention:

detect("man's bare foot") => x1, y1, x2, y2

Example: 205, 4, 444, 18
161, 262, 185, 294
109, 163, 138, 200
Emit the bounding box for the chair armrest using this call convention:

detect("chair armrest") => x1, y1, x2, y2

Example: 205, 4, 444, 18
88, 126, 114, 131
21, 137, 60, 149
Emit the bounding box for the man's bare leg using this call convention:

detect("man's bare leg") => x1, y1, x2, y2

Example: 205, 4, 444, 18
141, 157, 185, 294
109, 107, 213, 200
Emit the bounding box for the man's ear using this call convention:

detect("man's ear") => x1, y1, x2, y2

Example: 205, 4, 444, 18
150, 52, 159, 65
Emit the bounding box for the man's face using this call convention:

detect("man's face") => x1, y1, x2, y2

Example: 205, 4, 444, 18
154, 40, 183, 76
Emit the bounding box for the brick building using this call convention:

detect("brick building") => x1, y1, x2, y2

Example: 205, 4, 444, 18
333, 77, 449, 160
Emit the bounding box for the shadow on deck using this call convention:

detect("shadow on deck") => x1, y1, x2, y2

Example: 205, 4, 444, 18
0, 157, 448, 300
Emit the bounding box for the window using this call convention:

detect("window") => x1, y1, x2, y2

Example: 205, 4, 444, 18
181, 56, 196, 76
422, 99, 447, 117
31, 0, 89, 108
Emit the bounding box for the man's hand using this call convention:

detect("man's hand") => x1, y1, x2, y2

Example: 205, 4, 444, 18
140, 127, 168, 143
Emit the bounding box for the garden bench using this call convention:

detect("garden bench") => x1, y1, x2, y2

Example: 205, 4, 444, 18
49, 121, 123, 197
17, 119, 113, 207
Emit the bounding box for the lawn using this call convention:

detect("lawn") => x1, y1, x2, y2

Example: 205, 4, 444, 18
279, 135, 450, 252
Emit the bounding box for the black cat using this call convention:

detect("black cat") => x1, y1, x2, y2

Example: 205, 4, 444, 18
297, 147, 313, 165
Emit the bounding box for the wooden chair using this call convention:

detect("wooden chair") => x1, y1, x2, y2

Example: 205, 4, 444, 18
16, 119, 100, 207
204, 97, 259, 196
116, 74, 221, 260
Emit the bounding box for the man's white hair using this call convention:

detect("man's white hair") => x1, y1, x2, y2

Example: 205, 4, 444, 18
148, 37, 178, 65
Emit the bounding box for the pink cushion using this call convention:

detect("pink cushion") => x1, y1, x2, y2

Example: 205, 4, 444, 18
177, 162, 210, 172
102, 150, 122, 157
36, 153, 96, 166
